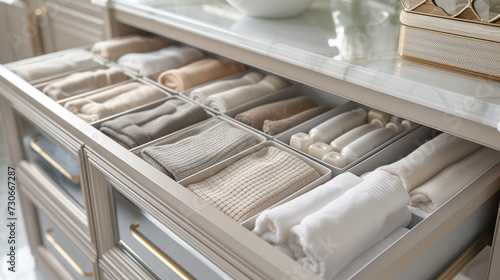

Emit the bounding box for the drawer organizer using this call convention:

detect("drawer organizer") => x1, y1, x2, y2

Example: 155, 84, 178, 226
399, 0, 500, 79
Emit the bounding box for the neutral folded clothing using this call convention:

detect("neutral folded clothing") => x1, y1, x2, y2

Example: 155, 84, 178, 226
235, 96, 317, 131
334, 227, 409, 280
117, 45, 205, 77
287, 170, 411, 279
253, 172, 362, 244
263, 106, 330, 136
42, 67, 129, 100
90, 35, 172, 61
410, 147, 500, 213
376, 133, 481, 192
189, 72, 264, 105
157, 58, 246, 91
186, 146, 320, 223
141, 118, 257, 181
64, 82, 166, 123
100, 98, 207, 149
10, 50, 97, 82
207, 75, 289, 113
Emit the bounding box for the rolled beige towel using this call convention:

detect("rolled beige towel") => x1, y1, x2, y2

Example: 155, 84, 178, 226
90, 35, 173, 61
43, 68, 129, 100
157, 58, 246, 91
235, 96, 317, 130
263, 106, 330, 135
207, 75, 289, 113
186, 146, 320, 223
64, 82, 166, 123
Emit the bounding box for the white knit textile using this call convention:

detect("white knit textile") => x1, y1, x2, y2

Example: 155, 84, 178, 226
410, 147, 500, 213
189, 72, 264, 105
186, 146, 321, 223
376, 133, 481, 191
141, 118, 258, 181
117, 45, 205, 76
287, 170, 411, 279
253, 172, 362, 244
206, 75, 289, 112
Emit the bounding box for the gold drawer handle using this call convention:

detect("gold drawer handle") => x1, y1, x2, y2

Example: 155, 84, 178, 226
30, 137, 81, 182
45, 227, 94, 278
130, 222, 194, 280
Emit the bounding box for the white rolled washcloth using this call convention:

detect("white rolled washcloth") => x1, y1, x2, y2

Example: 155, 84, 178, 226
376, 133, 481, 192
410, 147, 500, 213
206, 75, 289, 113
117, 45, 205, 77
287, 170, 411, 279
189, 72, 264, 105
253, 172, 362, 244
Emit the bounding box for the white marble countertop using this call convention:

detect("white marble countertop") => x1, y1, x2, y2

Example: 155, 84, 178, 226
96, 0, 500, 132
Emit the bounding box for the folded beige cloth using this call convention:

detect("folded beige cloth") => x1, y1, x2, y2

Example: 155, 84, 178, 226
410, 147, 500, 213
157, 58, 246, 91
186, 146, 320, 223
263, 106, 330, 135
235, 96, 317, 130
90, 35, 172, 61
64, 82, 166, 123
43, 68, 129, 100
189, 72, 264, 105
207, 75, 290, 113
10, 50, 97, 82
376, 133, 481, 192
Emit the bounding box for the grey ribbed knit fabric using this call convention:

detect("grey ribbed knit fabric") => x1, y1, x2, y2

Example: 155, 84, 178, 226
186, 146, 321, 223
141, 118, 258, 181
100, 98, 207, 149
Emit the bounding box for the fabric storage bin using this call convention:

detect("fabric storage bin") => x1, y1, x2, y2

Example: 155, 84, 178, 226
275, 101, 418, 176
112, 187, 230, 280
222, 83, 348, 137
179, 141, 331, 228
6, 48, 101, 84
37, 206, 96, 280
399, 1, 500, 79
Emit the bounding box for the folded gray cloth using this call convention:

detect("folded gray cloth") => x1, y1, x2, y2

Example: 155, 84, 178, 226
100, 99, 207, 149
141, 118, 258, 181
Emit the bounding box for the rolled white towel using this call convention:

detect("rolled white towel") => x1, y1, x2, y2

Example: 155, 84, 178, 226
376, 133, 481, 192
206, 75, 288, 113
253, 172, 362, 244
287, 170, 411, 279
117, 45, 205, 77
410, 147, 500, 213
308, 108, 367, 144
189, 72, 263, 105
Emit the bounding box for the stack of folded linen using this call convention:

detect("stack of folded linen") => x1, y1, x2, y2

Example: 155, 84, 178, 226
64, 82, 166, 123
90, 35, 173, 61
235, 96, 329, 135
43, 67, 129, 100
100, 98, 207, 149
141, 118, 258, 181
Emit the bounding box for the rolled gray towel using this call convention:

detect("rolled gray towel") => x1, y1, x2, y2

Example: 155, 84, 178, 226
100, 98, 207, 149
141, 118, 258, 181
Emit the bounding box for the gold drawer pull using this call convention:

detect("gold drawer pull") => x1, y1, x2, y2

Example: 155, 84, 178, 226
30, 137, 81, 182
45, 227, 94, 278
130, 222, 194, 280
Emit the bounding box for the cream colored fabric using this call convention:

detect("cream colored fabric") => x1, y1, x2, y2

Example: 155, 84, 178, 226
206, 75, 289, 113
186, 146, 320, 223
410, 147, 500, 213
90, 35, 172, 61
262, 106, 329, 135
157, 58, 246, 91
10, 50, 96, 82
376, 133, 481, 192
43, 68, 128, 100
189, 72, 264, 105
64, 82, 166, 123
117, 45, 205, 76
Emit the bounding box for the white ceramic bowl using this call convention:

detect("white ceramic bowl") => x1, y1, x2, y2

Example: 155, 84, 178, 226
226, 0, 315, 18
